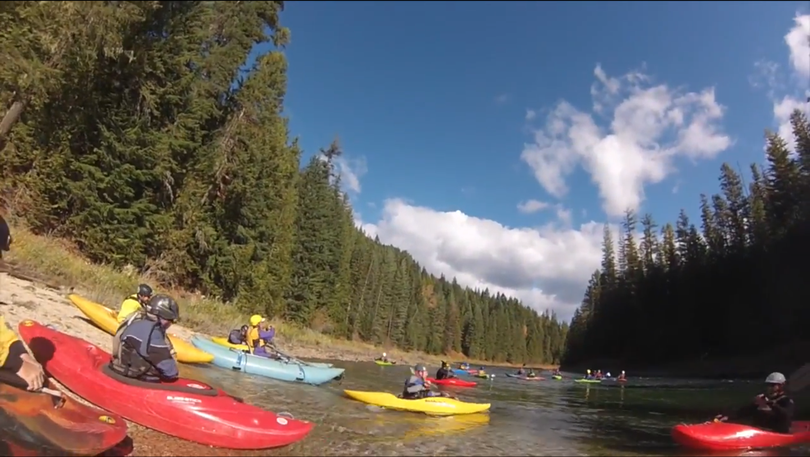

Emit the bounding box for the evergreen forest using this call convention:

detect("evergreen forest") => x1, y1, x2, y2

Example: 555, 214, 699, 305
563, 111, 810, 370
0, 1, 567, 364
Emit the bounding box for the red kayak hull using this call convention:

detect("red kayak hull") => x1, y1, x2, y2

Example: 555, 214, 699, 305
18, 320, 313, 449
0, 379, 127, 455
672, 421, 810, 450
427, 377, 477, 387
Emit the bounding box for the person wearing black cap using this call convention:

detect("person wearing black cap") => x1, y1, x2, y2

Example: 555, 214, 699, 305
435, 361, 455, 380
116, 283, 153, 323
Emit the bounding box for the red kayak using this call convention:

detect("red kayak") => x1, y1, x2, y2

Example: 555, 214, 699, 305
427, 377, 477, 387
18, 320, 313, 449
672, 421, 810, 450
0, 377, 127, 455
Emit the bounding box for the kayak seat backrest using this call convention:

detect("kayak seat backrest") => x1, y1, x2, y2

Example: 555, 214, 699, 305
101, 364, 219, 397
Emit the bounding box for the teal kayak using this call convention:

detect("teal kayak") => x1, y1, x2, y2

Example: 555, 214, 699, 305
191, 336, 344, 385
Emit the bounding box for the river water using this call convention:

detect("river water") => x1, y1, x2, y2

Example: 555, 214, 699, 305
144, 362, 810, 456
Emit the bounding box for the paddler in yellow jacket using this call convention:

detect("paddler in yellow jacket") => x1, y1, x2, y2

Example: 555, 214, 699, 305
117, 284, 153, 323
0, 316, 44, 391
246, 314, 276, 358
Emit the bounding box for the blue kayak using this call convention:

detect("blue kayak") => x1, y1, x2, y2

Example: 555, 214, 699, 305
452, 369, 468, 375
191, 336, 345, 385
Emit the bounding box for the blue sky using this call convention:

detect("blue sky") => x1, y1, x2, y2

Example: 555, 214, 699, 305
250, 2, 810, 320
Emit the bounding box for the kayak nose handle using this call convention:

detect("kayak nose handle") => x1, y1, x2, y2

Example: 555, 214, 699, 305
277, 411, 295, 420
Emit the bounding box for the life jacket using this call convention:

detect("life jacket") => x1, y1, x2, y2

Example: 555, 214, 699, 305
110, 314, 160, 379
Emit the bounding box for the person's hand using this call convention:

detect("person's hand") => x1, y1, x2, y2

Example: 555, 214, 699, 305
424, 380, 432, 387
17, 354, 44, 391
754, 395, 770, 408
713, 414, 728, 422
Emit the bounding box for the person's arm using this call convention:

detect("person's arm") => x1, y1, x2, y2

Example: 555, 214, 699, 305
0, 316, 21, 370
770, 397, 795, 422
259, 327, 275, 342
142, 331, 178, 380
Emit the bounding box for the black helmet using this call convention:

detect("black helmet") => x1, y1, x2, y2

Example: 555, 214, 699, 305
240, 325, 249, 332
147, 294, 179, 322
137, 284, 153, 297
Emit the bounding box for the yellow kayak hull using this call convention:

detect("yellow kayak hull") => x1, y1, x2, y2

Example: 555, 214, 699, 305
343, 390, 490, 416
374, 360, 396, 366
211, 336, 249, 351
67, 294, 213, 364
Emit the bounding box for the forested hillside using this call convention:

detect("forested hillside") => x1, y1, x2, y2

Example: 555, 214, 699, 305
0, 1, 567, 364
563, 112, 810, 369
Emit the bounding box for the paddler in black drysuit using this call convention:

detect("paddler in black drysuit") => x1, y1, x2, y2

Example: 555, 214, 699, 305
402, 364, 450, 399
517, 363, 527, 375
435, 361, 455, 380
714, 372, 794, 434
110, 295, 180, 382
228, 325, 249, 345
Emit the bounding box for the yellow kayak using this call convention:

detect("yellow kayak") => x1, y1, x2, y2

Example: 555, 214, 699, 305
343, 390, 490, 416
67, 294, 213, 364
212, 336, 249, 351
374, 360, 396, 366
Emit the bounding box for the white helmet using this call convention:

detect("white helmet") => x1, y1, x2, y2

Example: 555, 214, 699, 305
382, 352, 387, 357
765, 372, 786, 384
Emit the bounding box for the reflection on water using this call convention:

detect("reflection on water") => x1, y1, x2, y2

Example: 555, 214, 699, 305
165, 363, 810, 456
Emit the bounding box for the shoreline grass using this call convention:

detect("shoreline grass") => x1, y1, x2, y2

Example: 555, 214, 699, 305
4, 223, 556, 370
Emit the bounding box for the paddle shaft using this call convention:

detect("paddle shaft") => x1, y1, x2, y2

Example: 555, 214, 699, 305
787, 363, 810, 394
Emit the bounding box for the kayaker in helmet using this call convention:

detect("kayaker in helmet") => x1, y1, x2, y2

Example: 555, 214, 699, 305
478, 366, 486, 376
617, 370, 627, 381
551, 368, 561, 376
116, 284, 153, 323
0, 214, 11, 259
517, 363, 527, 375
403, 364, 449, 399
110, 294, 180, 382
714, 372, 794, 433
0, 315, 44, 391
376, 352, 390, 363
585, 369, 592, 379
526, 369, 537, 378
435, 361, 455, 380
246, 314, 276, 358
228, 325, 249, 345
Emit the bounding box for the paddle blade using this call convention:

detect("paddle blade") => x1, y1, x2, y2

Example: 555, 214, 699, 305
787, 364, 810, 393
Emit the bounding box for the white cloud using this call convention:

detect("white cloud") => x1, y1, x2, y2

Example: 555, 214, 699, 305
785, 14, 810, 81
517, 199, 550, 214
495, 93, 509, 104
360, 199, 604, 320
522, 64, 731, 217
525, 109, 537, 121
333, 155, 368, 194
764, 14, 810, 152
